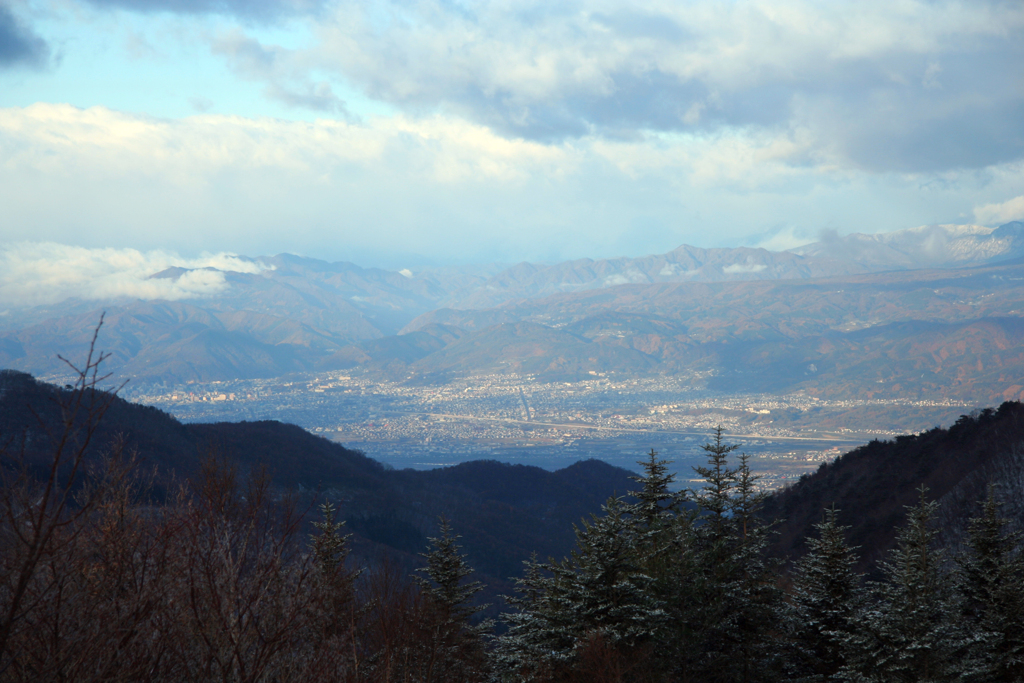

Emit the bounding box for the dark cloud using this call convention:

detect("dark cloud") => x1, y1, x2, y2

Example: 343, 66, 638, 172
803, 47, 1024, 173
81, 0, 324, 21
0, 4, 49, 68
309, 0, 1024, 173
462, 48, 1024, 171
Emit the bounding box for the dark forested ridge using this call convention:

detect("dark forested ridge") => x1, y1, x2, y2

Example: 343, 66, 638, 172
5, 367, 1024, 681
0, 369, 634, 584
764, 400, 1024, 571
7, 365, 1024, 581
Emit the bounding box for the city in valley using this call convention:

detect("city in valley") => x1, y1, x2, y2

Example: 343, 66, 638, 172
127, 371, 973, 490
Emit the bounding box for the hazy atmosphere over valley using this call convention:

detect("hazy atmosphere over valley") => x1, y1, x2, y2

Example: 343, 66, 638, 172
7, 4, 1024, 681
2, 0, 1024, 481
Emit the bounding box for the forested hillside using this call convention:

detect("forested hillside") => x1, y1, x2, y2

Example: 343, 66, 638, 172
3, 366, 1024, 681
764, 401, 1024, 571
0, 368, 634, 585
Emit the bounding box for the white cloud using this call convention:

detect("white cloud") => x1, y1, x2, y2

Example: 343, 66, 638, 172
722, 262, 767, 274
0, 242, 269, 308
754, 226, 815, 252
601, 269, 650, 287
0, 103, 1019, 265
0, 103, 566, 184
974, 196, 1024, 225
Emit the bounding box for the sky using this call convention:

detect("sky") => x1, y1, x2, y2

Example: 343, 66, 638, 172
1, 0, 1023, 269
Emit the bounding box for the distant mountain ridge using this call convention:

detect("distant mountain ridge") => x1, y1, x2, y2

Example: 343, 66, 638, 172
794, 221, 1024, 271
1, 221, 1023, 391
444, 221, 1024, 309
395, 260, 1024, 402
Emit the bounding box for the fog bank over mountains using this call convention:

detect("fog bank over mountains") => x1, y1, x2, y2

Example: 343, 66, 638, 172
1, 221, 1023, 400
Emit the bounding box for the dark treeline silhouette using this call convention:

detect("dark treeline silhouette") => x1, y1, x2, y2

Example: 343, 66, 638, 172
3, 339, 1024, 681
0, 367, 636, 594
763, 401, 1024, 573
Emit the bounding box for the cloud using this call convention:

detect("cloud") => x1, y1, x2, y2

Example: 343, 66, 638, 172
0, 243, 270, 308
722, 262, 767, 274
223, 0, 1023, 174
974, 196, 1024, 225
1, 103, 1020, 266
0, 103, 588, 261
189, 96, 214, 112
212, 32, 350, 114
752, 226, 815, 252
0, 4, 49, 68
798, 223, 1016, 267
0, 102, 571, 187
81, 0, 324, 22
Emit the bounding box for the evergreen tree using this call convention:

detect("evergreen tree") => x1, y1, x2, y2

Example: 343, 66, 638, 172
954, 486, 1024, 682
732, 452, 766, 542
548, 497, 666, 650
840, 487, 960, 683
692, 427, 740, 537
684, 430, 786, 683
308, 500, 360, 649
685, 425, 740, 672
629, 448, 678, 528
492, 497, 665, 680
721, 452, 786, 683
416, 517, 489, 629
414, 516, 492, 682
310, 501, 350, 576
491, 554, 562, 681
790, 506, 863, 682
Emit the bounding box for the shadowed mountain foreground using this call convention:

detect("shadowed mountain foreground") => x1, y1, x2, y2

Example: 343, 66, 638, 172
3, 361, 1024, 681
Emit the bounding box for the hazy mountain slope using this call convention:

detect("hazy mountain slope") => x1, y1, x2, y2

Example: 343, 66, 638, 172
389, 261, 1024, 400
406, 259, 1024, 338
439, 222, 1024, 310
0, 302, 353, 384
407, 321, 659, 380
762, 401, 1024, 572
3, 222, 1024, 387
707, 316, 1024, 402
444, 246, 861, 309
393, 314, 1024, 402
358, 323, 467, 365
793, 221, 1024, 271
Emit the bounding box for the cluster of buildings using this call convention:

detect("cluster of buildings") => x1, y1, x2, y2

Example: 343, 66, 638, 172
128, 370, 971, 487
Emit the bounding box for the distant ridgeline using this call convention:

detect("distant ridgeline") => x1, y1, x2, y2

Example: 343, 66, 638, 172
4, 230, 1024, 406
3, 369, 1024, 681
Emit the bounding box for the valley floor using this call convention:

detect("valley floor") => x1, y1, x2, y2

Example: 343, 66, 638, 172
127, 370, 974, 489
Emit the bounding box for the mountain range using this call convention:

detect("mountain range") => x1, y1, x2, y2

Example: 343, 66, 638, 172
1, 222, 1023, 402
